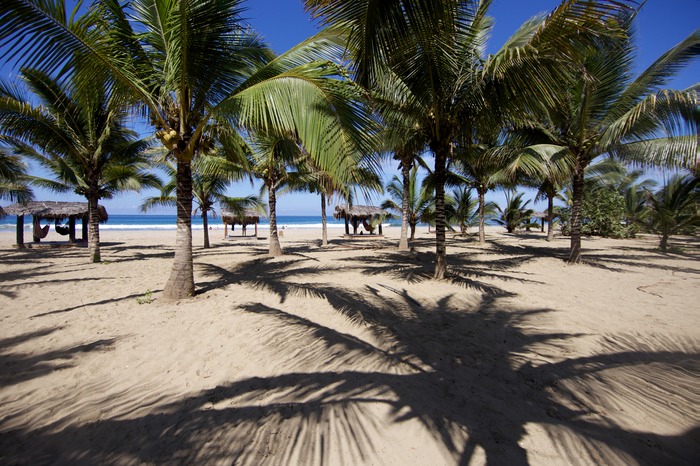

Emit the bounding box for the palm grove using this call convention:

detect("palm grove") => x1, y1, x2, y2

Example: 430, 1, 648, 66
0, 0, 697, 299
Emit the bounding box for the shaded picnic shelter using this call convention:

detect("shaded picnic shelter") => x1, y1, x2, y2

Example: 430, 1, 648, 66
2, 201, 108, 247
334, 205, 388, 236
222, 209, 263, 238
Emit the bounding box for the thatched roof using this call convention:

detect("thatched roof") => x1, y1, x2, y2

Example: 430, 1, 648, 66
221, 209, 264, 224
530, 211, 548, 219
334, 205, 388, 220
2, 201, 108, 222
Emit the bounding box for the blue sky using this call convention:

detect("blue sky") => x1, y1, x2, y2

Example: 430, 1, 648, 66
2, 0, 698, 215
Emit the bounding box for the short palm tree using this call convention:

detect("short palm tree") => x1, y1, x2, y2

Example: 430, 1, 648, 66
381, 165, 433, 241
496, 191, 534, 234
0, 68, 157, 262
1, 0, 375, 298
448, 186, 496, 236
646, 174, 699, 251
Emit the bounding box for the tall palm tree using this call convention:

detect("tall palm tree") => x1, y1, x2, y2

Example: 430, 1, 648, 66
518, 18, 699, 262
306, 0, 639, 278
1, 0, 375, 298
646, 174, 699, 251
0, 68, 157, 262
140, 153, 261, 248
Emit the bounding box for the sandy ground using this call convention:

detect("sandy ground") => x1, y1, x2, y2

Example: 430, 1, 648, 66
0, 224, 698, 465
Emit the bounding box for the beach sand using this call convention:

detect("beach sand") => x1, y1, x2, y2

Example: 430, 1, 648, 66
0, 225, 697, 465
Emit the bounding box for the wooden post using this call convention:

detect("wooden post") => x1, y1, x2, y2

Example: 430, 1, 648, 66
224, 222, 228, 238
541, 218, 545, 232
69, 217, 76, 242
344, 217, 349, 235
255, 222, 258, 238
33, 216, 41, 242
82, 215, 88, 241
379, 222, 383, 235
16, 215, 24, 247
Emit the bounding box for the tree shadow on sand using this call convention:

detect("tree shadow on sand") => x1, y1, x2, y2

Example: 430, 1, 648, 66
2, 251, 697, 465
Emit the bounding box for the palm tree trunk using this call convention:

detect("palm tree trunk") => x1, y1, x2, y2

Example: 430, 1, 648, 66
163, 159, 195, 299
321, 192, 328, 247
568, 164, 585, 264
268, 183, 283, 256
87, 193, 101, 263
410, 223, 416, 240
546, 194, 554, 242
433, 143, 448, 279
478, 187, 486, 245
202, 211, 210, 248
659, 233, 669, 251
399, 161, 410, 251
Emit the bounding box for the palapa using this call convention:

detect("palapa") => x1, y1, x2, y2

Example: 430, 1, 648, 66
334, 205, 388, 236
221, 209, 264, 238
3, 201, 108, 247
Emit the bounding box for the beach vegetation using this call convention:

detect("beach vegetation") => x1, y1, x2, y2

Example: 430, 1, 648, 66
645, 174, 699, 251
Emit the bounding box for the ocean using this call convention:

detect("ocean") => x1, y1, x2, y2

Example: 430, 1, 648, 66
0, 214, 394, 231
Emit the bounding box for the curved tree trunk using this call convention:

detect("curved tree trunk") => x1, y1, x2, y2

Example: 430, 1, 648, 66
546, 194, 555, 242
659, 233, 669, 251
568, 164, 585, 264
163, 159, 195, 299
410, 222, 416, 240
202, 211, 210, 248
478, 187, 486, 245
268, 183, 283, 256
398, 161, 411, 251
321, 192, 328, 247
433, 143, 449, 279
87, 192, 101, 263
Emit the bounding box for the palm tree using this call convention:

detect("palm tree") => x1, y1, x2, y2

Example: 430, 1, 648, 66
381, 166, 433, 241
1, 0, 375, 298
306, 0, 639, 278
448, 186, 497, 236
0, 146, 33, 203
250, 132, 313, 256
0, 68, 157, 262
140, 153, 261, 248
496, 190, 534, 233
646, 174, 699, 251
518, 17, 699, 262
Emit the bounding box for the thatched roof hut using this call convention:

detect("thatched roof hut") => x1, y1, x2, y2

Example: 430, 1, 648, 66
221, 209, 264, 238
3, 201, 108, 221
334, 204, 388, 236
3, 201, 108, 247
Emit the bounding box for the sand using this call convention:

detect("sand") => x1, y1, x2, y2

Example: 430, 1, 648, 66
0, 224, 697, 465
